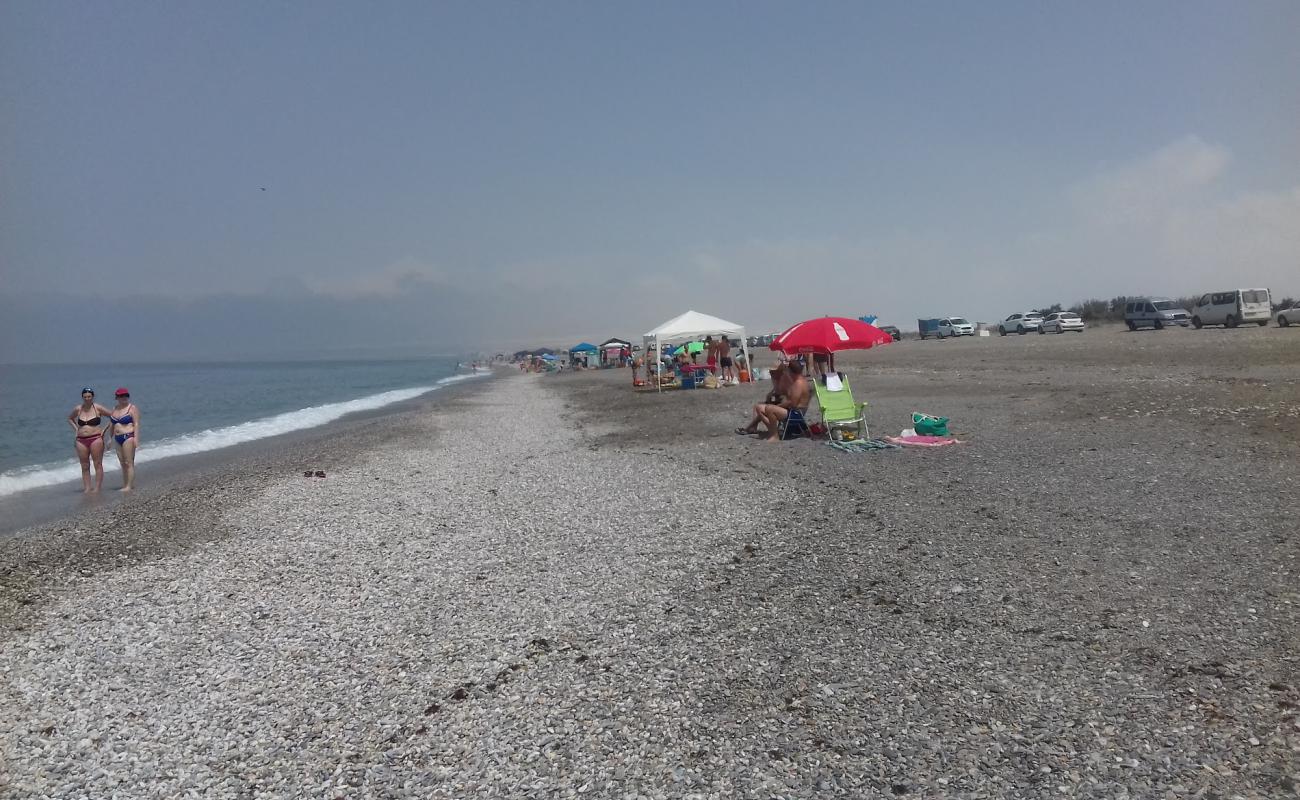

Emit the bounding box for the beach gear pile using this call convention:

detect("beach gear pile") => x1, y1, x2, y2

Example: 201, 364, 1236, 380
828, 410, 963, 452
888, 411, 962, 447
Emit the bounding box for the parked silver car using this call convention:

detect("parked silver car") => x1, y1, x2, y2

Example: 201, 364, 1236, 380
1124, 298, 1191, 330
1278, 302, 1299, 328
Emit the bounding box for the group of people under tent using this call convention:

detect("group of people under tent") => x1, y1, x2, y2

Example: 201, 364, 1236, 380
631, 335, 745, 387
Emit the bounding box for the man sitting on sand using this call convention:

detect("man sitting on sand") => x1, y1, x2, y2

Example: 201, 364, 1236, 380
737, 361, 810, 441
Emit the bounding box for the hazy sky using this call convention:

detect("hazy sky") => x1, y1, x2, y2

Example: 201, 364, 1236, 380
3, 1, 1298, 361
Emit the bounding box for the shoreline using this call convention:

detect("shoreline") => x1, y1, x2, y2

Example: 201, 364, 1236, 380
0, 371, 495, 540
0, 372, 498, 632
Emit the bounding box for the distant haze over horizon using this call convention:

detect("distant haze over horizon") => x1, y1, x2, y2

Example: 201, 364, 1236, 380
3, 3, 1298, 362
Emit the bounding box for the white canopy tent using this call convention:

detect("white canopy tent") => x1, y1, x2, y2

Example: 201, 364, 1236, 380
642, 310, 753, 391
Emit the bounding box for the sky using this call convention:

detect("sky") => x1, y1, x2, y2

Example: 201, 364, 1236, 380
2, 1, 1298, 361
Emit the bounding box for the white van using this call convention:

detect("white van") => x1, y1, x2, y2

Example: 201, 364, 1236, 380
1191, 289, 1272, 328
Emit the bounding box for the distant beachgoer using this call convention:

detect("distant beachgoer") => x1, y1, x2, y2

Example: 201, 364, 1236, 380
68, 387, 110, 493
738, 361, 810, 442
718, 337, 734, 383
811, 353, 832, 382
109, 387, 140, 492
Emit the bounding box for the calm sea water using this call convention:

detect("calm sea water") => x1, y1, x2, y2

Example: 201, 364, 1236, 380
0, 357, 481, 497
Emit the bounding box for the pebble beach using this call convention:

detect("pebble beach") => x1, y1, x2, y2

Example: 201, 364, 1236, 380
2, 327, 1298, 798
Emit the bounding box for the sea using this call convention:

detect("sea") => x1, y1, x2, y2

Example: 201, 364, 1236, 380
0, 357, 480, 499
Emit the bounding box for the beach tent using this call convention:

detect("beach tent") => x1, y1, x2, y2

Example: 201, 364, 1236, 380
568, 342, 598, 367
642, 310, 753, 392
599, 338, 632, 367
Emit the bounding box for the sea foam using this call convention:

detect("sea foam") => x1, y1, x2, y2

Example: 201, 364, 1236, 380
0, 373, 484, 498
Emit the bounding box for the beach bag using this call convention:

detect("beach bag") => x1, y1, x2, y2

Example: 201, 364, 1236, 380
912, 411, 950, 437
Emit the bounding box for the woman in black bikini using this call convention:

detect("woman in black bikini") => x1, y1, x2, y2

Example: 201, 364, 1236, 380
68, 387, 110, 493
109, 387, 141, 492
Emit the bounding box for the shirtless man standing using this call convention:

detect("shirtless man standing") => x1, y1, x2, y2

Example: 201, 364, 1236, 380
718, 337, 735, 384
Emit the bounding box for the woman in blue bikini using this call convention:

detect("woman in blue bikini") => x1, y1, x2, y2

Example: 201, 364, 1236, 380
109, 387, 140, 492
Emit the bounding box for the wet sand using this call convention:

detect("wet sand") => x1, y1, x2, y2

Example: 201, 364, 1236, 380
0, 375, 495, 540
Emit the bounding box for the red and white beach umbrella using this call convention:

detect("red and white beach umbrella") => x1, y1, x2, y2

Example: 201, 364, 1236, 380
769, 316, 894, 355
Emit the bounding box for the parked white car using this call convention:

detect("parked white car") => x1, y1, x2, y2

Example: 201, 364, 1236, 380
1278, 302, 1299, 328
1039, 311, 1085, 333
938, 317, 975, 337
998, 312, 1044, 335
1191, 289, 1272, 328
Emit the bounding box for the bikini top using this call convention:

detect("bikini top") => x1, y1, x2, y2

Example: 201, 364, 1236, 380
77, 416, 101, 427
110, 411, 134, 425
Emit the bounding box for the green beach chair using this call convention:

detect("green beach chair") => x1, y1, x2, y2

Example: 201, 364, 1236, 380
813, 373, 868, 441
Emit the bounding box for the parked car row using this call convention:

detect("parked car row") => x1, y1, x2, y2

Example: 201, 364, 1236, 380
1124, 289, 1283, 330
991, 310, 1088, 335
909, 288, 1293, 342
998, 312, 1044, 335
917, 317, 975, 339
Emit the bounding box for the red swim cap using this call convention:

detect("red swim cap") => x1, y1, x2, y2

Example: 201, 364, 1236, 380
115, 387, 130, 396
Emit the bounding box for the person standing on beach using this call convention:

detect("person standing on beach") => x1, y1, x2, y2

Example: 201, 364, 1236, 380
718, 336, 734, 384
68, 387, 111, 493
109, 388, 140, 492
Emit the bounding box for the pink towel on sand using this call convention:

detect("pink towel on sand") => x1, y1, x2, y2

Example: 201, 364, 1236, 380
886, 435, 962, 447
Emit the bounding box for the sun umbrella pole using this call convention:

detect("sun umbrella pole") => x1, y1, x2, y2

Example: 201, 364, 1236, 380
739, 333, 751, 383
656, 334, 662, 393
